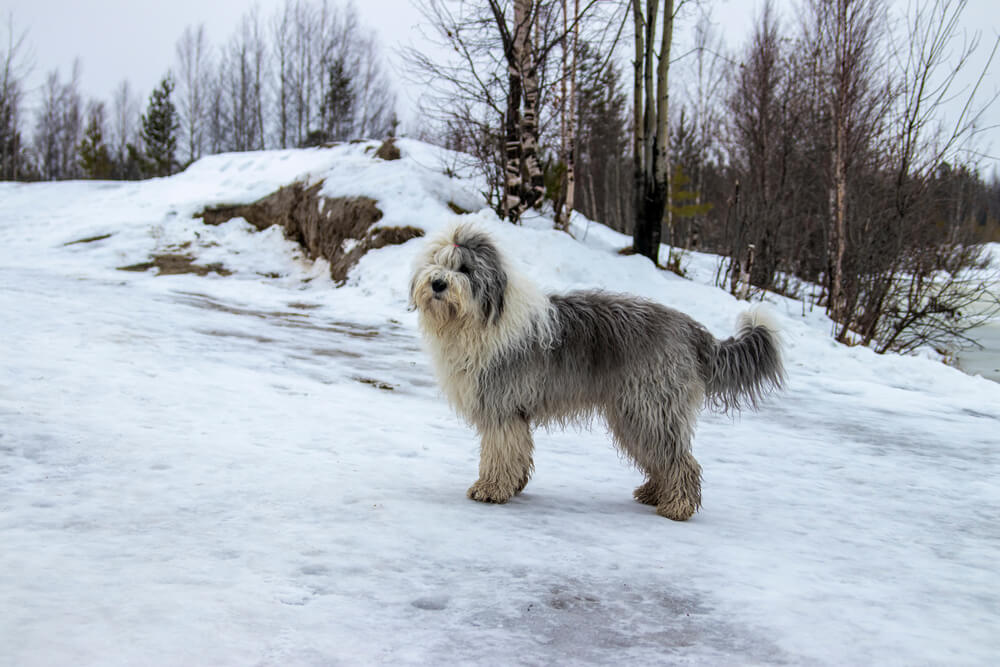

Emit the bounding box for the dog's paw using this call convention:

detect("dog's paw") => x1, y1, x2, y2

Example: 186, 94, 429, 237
656, 497, 697, 521
467, 479, 514, 504
633, 480, 660, 505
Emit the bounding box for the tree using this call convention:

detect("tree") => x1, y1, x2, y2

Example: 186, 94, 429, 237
78, 101, 113, 179
34, 62, 83, 180
110, 79, 141, 179
723, 1, 807, 294
554, 0, 580, 231
1, 14, 32, 180
140, 76, 180, 177
319, 54, 353, 142
406, 0, 600, 223
572, 42, 631, 232
675, 7, 727, 250
175, 24, 212, 165
809, 0, 890, 328
632, 0, 689, 264
218, 10, 267, 152
268, 0, 394, 149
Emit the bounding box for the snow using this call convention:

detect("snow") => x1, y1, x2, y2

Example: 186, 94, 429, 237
1, 139, 999, 666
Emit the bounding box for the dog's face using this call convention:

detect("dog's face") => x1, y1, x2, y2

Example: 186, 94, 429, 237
410, 224, 507, 329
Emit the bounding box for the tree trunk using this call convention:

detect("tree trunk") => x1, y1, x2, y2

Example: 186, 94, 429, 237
556, 0, 579, 231
632, 0, 644, 238
520, 4, 545, 212
633, 0, 672, 265
828, 0, 848, 330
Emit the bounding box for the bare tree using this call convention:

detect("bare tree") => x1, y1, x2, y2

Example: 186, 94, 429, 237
1, 13, 32, 180
856, 0, 1000, 352
802, 0, 893, 328
723, 1, 806, 295
676, 7, 728, 250
175, 24, 212, 164
554, 0, 579, 230
406, 0, 598, 222
351, 31, 397, 139
110, 78, 141, 177
632, 0, 690, 263
268, 0, 395, 148
219, 10, 268, 151
270, 2, 295, 148
34, 61, 84, 180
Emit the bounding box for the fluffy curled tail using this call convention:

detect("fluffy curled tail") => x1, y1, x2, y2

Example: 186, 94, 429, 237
705, 308, 785, 412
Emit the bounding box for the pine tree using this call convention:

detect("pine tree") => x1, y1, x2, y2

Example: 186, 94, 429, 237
321, 56, 354, 142
78, 103, 113, 179
140, 76, 179, 177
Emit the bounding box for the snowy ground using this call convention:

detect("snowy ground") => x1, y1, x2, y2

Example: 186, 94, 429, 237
2, 141, 999, 666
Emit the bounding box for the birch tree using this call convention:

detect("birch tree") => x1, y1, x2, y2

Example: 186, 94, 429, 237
554, 0, 579, 230
175, 24, 212, 164
406, 0, 597, 223
632, 0, 687, 263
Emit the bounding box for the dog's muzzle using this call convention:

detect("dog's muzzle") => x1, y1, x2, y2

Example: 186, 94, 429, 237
431, 278, 448, 294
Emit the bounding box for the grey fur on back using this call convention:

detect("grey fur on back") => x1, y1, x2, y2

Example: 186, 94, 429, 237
477, 291, 783, 428
478, 291, 713, 427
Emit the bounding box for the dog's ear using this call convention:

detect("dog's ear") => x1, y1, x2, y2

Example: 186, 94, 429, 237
479, 267, 506, 324
458, 229, 507, 325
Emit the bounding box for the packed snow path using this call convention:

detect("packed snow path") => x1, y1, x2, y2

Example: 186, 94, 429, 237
1, 143, 998, 665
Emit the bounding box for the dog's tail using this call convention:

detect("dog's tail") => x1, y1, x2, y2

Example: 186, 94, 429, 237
704, 308, 785, 412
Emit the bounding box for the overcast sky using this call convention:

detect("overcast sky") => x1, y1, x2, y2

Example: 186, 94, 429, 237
4, 0, 999, 174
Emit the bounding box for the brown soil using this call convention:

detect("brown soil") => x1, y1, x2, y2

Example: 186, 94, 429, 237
118, 253, 232, 276
197, 181, 423, 283
64, 233, 113, 245
374, 137, 401, 161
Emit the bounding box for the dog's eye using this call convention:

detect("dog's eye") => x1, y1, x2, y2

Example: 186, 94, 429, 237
458, 265, 471, 275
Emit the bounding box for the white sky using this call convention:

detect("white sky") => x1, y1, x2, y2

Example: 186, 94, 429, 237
3, 0, 999, 174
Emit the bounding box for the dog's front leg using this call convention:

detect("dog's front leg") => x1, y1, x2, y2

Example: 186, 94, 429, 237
467, 417, 534, 503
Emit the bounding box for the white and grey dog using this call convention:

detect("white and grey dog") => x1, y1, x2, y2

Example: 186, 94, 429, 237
410, 223, 784, 520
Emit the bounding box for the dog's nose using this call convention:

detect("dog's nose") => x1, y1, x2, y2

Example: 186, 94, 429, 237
431, 278, 448, 293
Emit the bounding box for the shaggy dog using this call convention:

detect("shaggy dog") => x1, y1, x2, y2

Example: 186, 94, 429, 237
410, 223, 784, 520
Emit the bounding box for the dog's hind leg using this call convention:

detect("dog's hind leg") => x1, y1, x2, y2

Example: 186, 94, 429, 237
632, 452, 702, 519
633, 477, 661, 505
655, 451, 702, 521
467, 415, 534, 504
610, 389, 703, 521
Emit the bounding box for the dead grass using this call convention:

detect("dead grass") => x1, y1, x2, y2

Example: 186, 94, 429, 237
117, 254, 232, 276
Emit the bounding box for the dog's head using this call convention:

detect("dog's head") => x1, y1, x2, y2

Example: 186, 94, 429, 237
410, 223, 507, 329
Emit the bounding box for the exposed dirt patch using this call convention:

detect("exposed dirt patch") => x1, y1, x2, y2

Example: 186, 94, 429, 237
374, 137, 401, 161
196, 181, 423, 283
64, 233, 113, 246
118, 254, 232, 276
447, 201, 471, 215
354, 377, 397, 391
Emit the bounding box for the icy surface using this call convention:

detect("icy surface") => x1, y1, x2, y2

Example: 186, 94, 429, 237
1, 141, 998, 665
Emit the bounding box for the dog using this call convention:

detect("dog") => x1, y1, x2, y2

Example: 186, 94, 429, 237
410, 222, 784, 520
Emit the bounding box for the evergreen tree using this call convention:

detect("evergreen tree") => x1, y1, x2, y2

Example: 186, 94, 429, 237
78, 103, 114, 179
140, 76, 180, 177
573, 43, 631, 232
0, 95, 25, 180
321, 56, 353, 142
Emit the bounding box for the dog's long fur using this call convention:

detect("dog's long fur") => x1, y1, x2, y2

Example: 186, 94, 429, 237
410, 222, 784, 520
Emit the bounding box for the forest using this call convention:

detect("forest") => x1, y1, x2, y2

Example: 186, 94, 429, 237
2, 0, 999, 355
